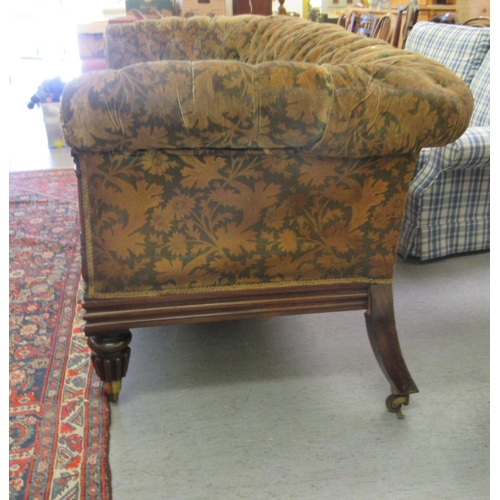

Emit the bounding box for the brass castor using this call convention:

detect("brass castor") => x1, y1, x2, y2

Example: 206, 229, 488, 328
104, 381, 122, 403
386, 393, 410, 419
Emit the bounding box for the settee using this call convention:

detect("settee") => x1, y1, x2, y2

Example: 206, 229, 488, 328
61, 15, 472, 416
399, 22, 490, 260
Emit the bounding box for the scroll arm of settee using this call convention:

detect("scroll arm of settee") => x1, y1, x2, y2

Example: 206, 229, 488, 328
60, 58, 474, 157
309, 58, 474, 157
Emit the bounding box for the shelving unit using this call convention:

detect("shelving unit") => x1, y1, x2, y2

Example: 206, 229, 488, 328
391, 0, 490, 23
391, 0, 457, 22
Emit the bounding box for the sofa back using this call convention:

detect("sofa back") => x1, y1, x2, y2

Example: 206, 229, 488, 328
405, 22, 490, 86
104, 15, 395, 69
105, 16, 256, 68
64, 15, 475, 160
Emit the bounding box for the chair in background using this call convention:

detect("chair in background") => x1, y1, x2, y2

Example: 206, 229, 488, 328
463, 16, 490, 27
372, 14, 393, 42
348, 13, 379, 37
345, 11, 392, 44
399, 22, 490, 260
392, 0, 419, 48
337, 10, 348, 28
430, 12, 458, 24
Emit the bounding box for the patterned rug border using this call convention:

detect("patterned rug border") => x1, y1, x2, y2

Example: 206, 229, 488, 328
9, 169, 112, 500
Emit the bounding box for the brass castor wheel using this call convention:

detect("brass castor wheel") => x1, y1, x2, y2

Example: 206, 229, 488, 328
386, 393, 410, 419
104, 381, 122, 403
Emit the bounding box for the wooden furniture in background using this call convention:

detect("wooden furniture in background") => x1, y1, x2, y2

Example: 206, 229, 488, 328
462, 16, 489, 25
392, 0, 419, 48
344, 1, 417, 48
337, 10, 348, 26
391, 0, 456, 21
347, 11, 392, 43
455, 0, 489, 24
373, 13, 393, 41
232, 0, 272, 15
349, 12, 379, 36
76, 22, 107, 73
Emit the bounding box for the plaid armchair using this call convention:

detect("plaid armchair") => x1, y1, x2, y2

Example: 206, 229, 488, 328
61, 16, 472, 413
399, 22, 490, 260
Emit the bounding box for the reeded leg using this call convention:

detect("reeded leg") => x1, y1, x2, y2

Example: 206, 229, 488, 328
87, 330, 132, 402
365, 284, 418, 418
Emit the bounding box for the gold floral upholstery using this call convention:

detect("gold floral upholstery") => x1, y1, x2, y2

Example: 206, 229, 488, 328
76, 149, 414, 298
61, 15, 473, 300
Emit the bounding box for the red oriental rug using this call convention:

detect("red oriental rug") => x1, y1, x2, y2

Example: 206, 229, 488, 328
9, 169, 111, 500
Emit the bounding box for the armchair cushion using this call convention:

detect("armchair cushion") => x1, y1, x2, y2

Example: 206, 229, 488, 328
405, 22, 490, 85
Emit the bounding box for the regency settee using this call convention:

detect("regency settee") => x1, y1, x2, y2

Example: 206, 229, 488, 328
60, 15, 472, 416
399, 22, 490, 260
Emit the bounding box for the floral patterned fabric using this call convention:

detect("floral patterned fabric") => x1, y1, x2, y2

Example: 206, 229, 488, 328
78, 149, 415, 298
62, 16, 472, 157
60, 15, 474, 299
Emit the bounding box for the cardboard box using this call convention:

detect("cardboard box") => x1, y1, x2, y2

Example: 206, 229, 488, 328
76, 22, 108, 73
181, 0, 226, 16
40, 103, 65, 148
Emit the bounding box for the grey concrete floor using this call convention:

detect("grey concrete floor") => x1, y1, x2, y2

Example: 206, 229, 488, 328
9, 57, 490, 499
107, 252, 489, 499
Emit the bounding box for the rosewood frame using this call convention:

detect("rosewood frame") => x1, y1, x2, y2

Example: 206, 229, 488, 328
73, 153, 418, 417
82, 281, 419, 417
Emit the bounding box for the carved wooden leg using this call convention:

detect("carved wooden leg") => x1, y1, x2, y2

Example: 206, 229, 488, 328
365, 284, 418, 418
87, 330, 132, 402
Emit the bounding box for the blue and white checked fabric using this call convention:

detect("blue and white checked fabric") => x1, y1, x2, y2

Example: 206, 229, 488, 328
399, 23, 490, 260
405, 22, 490, 85
399, 129, 490, 259
424, 127, 490, 172
469, 50, 490, 127
399, 165, 490, 260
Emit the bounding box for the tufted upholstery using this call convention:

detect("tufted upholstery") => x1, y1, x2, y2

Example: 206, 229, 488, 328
64, 16, 471, 158
60, 16, 473, 404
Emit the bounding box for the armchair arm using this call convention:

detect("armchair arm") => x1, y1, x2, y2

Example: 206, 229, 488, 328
416, 126, 490, 173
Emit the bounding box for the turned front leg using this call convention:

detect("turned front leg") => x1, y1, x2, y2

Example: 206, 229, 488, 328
87, 330, 132, 402
365, 284, 418, 417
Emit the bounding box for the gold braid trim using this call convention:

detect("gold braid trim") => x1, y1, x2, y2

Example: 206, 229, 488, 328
86, 277, 392, 300
78, 155, 98, 299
